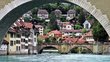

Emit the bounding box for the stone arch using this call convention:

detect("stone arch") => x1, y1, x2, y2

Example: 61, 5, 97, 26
70, 45, 93, 53
0, 0, 110, 42
38, 45, 59, 54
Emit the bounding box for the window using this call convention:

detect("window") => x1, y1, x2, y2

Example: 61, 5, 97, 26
14, 41, 16, 45
10, 41, 13, 46
21, 39, 23, 42
16, 46, 20, 51
25, 40, 28, 43
68, 26, 70, 28
22, 39, 25, 42
25, 46, 28, 49
29, 39, 32, 42
16, 40, 20, 44
10, 33, 13, 38
16, 46, 18, 51
34, 38, 36, 42
19, 46, 20, 51
86, 24, 89, 29
16, 34, 21, 38
21, 45, 24, 49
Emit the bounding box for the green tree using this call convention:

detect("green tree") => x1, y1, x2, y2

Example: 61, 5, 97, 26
92, 21, 108, 42
74, 24, 82, 30
49, 12, 60, 30
45, 38, 51, 43
82, 28, 87, 33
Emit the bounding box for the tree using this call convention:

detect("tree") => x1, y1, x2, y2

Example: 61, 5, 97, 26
92, 21, 108, 43
74, 24, 82, 30
82, 28, 87, 33
45, 38, 51, 43
49, 12, 60, 30
78, 10, 86, 25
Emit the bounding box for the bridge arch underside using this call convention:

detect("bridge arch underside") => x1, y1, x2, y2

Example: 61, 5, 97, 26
0, 0, 110, 42
38, 46, 59, 54
70, 46, 93, 54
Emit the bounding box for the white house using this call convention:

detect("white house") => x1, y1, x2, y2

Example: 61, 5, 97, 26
83, 20, 91, 30
59, 22, 73, 30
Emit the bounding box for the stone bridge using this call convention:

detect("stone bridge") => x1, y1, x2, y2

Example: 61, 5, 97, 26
37, 44, 110, 54
0, 0, 110, 44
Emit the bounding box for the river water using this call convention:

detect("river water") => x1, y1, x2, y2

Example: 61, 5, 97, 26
0, 53, 110, 62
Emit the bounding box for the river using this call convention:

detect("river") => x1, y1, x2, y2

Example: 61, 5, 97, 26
0, 53, 110, 62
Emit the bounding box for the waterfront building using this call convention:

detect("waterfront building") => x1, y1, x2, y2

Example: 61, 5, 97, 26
2, 18, 39, 54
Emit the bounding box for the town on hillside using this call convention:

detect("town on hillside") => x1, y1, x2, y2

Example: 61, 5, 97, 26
0, 3, 109, 55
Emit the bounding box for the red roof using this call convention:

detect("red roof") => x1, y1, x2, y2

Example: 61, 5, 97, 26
62, 37, 78, 44
24, 22, 33, 29
50, 30, 62, 35
84, 30, 93, 37
60, 29, 82, 33
77, 36, 86, 44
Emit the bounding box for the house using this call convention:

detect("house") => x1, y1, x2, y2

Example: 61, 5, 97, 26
66, 9, 76, 20
35, 25, 44, 35
48, 30, 62, 38
83, 30, 95, 44
3, 19, 39, 54
54, 9, 62, 18
59, 22, 73, 30
0, 40, 9, 55
60, 29, 82, 36
4, 27, 20, 54
37, 9, 49, 19
83, 20, 91, 30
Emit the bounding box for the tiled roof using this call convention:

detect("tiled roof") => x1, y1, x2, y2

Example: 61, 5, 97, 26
59, 22, 74, 27
24, 22, 33, 29
37, 9, 48, 14
54, 9, 62, 14
67, 9, 76, 14
84, 30, 93, 37
49, 30, 62, 35
63, 37, 78, 43
60, 29, 82, 33
77, 36, 86, 44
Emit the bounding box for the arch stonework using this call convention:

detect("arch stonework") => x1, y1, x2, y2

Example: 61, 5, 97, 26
37, 45, 59, 53
0, 0, 110, 42
70, 45, 93, 53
